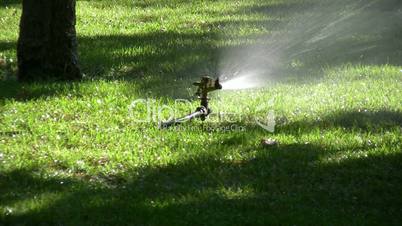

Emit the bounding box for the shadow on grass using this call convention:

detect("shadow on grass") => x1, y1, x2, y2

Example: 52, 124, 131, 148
0, 80, 81, 102
1, 143, 401, 225
0, 0, 20, 7
0, 42, 15, 54
78, 31, 221, 80
277, 110, 402, 134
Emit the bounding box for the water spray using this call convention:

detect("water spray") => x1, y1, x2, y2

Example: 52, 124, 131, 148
160, 76, 222, 128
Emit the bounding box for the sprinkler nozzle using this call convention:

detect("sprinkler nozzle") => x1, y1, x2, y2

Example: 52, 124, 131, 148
193, 76, 222, 96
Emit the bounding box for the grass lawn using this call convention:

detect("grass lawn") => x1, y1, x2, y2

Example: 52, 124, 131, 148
1, 0, 402, 225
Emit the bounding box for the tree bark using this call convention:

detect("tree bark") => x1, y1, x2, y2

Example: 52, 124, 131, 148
17, 0, 81, 81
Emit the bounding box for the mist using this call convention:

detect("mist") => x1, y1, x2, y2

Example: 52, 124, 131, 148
219, 0, 402, 90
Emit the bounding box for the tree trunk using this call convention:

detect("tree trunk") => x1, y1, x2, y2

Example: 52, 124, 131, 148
17, 0, 81, 81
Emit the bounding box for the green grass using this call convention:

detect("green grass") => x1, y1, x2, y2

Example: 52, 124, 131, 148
1, 0, 402, 225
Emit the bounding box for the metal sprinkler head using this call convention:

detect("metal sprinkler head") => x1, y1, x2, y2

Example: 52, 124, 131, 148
193, 76, 222, 121
193, 76, 222, 97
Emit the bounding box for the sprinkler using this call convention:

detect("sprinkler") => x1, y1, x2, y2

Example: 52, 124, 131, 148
160, 76, 222, 128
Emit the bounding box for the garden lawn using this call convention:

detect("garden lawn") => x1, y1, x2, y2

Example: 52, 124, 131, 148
1, 0, 402, 225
